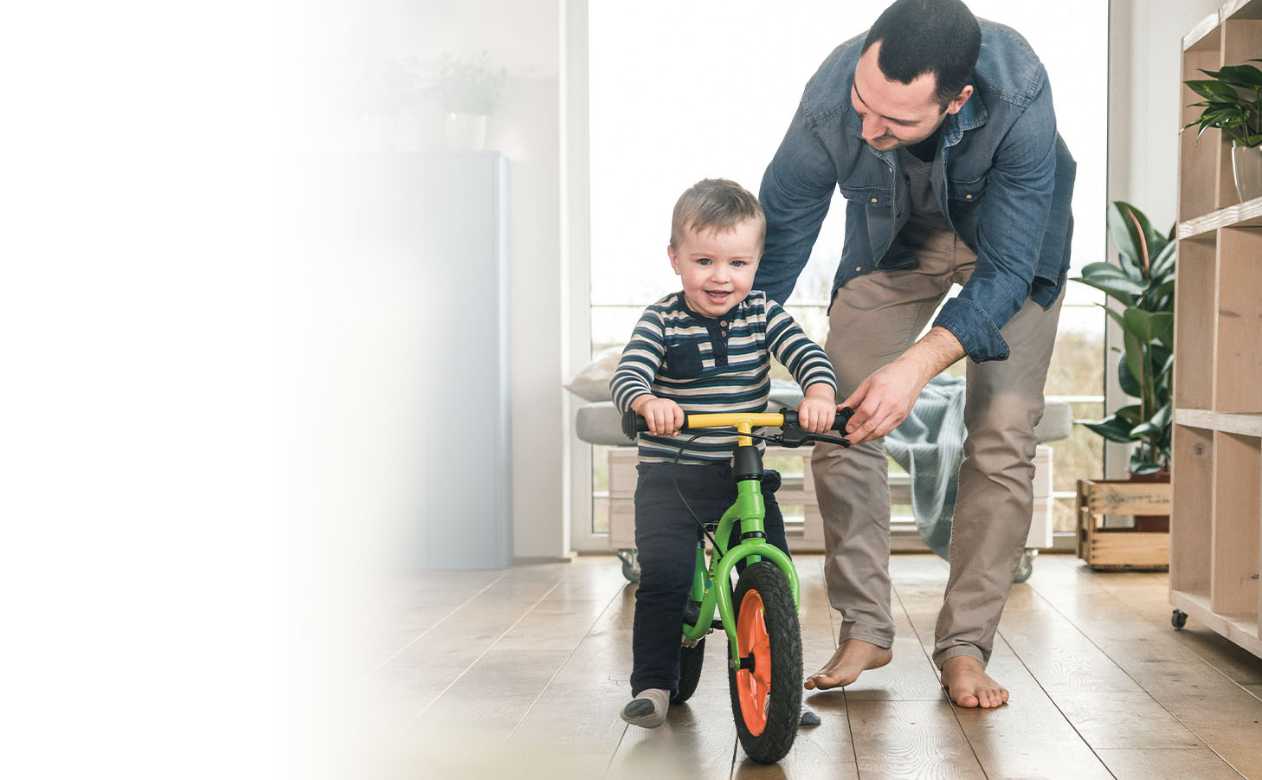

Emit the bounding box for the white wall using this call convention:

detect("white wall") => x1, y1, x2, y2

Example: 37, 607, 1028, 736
1106, 0, 1219, 477
353, 0, 569, 560
1108, 0, 1221, 227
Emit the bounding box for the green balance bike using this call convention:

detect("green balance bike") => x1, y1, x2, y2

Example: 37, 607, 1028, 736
622, 408, 852, 764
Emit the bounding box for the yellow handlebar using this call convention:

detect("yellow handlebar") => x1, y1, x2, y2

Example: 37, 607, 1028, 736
683, 412, 785, 446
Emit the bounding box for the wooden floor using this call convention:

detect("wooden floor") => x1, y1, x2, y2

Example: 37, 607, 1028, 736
371, 554, 1262, 779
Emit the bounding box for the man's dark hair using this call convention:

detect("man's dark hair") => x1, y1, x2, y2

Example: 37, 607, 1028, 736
862, 0, 981, 110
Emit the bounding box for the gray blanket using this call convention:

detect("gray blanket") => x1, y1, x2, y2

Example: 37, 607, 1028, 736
884, 374, 967, 559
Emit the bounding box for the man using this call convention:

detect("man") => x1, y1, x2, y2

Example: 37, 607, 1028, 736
754, 0, 1075, 708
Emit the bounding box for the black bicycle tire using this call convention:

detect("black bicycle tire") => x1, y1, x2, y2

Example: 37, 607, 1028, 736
727, 561, 801, 764
672, 637, 705, 704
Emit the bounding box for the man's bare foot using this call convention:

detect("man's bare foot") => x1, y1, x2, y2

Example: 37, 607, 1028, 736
940, 655, 1009, 708
804, 639, 892, 690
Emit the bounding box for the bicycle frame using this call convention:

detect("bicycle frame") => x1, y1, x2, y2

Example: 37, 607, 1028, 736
678, 412, 802, 669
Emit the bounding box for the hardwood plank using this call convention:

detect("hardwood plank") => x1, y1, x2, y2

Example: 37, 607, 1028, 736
1175, 409, 1262, 437
1177, 194, 1262, 238
1094, 748, 1243, 780
1083, 480, 1173, 516
1056, 562, 1261, 683
607, 616, 736, 780
738, 557, 860, 779
1042, 688, 1201, 749
950, 638, 1115, 780
372, 568, 507, 662
846, 700, 985, 779
379, 566, 570, 710
889, 555, 1113, 778
507, 585, 638, 777
1026, 557, 1262, 778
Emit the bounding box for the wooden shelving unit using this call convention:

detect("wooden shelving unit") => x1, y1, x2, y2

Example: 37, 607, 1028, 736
1170, 1, 1262, 660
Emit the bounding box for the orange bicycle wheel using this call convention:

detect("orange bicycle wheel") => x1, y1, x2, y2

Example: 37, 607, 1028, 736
735, 589, 773, 735
727, 561, 801, 764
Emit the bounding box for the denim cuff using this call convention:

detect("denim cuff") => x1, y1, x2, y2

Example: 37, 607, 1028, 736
933, 297, 1010, 364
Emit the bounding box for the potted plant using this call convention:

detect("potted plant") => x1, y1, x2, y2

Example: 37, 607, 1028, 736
1185, 61, 1262, 202
1075, 201, 1176, 472
433, 51, 506, 151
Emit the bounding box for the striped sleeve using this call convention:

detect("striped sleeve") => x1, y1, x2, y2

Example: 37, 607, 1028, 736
764, 299, 837, 394
610, 306, 666, 413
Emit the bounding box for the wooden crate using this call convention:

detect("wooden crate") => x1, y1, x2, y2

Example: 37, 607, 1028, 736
1076, 479, 1171, 570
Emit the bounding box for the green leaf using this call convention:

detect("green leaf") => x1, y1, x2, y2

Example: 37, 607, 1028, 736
1130, 458, 1163, 476
1109, 201, 1167, 279
1150, 312, 1175, 347
1158, 352, 1175, 380
1203, 64, 1262, 89
1149, 279, 1175, 305
1119, 358, 1141, 397
1188, 78, 1241, 101
1080, 415, 1135, 443
1115, 404, 1143, 425
1150, 240, 1177, 281
1074, 275, 1141, 305
1079, 261, 1129, 278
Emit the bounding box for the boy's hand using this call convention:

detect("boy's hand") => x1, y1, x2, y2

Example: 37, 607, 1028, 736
797, 384, 837, 434
631, 395, 685, 436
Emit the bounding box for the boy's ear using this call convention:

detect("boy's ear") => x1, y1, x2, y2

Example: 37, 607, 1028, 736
668, 244, 680, 275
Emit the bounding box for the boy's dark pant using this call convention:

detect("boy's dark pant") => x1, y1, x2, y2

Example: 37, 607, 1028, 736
630, 461, 790, 696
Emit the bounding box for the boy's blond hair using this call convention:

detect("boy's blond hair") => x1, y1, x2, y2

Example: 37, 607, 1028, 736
669, 178, 766, 250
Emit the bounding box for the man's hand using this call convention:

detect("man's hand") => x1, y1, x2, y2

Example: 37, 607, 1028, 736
842, 327, 965, 445
797, 383, 837, 433
631, 395, 685, 436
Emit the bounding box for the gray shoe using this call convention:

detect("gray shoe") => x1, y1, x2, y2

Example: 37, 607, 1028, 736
620, 688, 669, 728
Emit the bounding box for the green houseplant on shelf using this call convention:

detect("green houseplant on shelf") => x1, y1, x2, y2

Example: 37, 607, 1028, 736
1074, 202, 1176, 487
1185, 61, 1262, 202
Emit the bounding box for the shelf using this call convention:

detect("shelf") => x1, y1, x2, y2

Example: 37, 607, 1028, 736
1223, 0, 1262, 23
1173, 235, 1217, 409
1185, 10, 1221, 51
1178, 195, 1262, 238
1211, 433, 1261, 615
1216, 229, 1262, 412
1171, 426, 1214, 595
1173, 4, 1262, 664
1175, 409, 1262, 436
1170, 588, 1262, 657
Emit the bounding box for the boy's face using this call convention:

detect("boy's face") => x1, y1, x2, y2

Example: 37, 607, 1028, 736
668, 218, 762, 318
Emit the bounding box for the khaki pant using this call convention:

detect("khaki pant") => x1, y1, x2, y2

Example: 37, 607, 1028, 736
812, 228, 1063, 667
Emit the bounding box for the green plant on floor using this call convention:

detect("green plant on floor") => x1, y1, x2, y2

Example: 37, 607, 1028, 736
1073, 202, 1176, 476
1184, 61, 1262, 147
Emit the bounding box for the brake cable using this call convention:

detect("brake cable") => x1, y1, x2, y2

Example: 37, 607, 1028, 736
665, 424, 849, 552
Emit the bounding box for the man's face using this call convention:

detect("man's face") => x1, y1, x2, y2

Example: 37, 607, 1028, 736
668, 219, 762, 318
850, 40, 973, 151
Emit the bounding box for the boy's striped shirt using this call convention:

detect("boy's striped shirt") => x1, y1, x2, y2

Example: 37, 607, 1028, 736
610, 290, 837, 464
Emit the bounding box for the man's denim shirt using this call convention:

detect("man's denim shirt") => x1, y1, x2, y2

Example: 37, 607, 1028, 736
755, 21, 1076, 363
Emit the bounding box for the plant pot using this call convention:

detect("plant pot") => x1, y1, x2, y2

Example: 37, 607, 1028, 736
1128, 468, 1170, 532
1231, 142, 1262, 202
444, 112, 488, 151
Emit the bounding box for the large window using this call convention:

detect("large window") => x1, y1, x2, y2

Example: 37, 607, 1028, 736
588, 1, 1108, 536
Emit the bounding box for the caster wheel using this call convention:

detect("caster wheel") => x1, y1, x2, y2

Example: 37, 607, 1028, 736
1012, 549, 1037, 584
1172, 609, 1188, 630
617, 549, 641, 584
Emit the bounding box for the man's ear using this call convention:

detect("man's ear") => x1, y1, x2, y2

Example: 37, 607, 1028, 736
668, 244, 681, 275
944, 84, 974, 116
